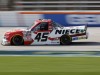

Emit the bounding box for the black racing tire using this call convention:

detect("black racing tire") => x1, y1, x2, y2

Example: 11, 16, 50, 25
60, 35, 72, 45
11, 35, 24, 45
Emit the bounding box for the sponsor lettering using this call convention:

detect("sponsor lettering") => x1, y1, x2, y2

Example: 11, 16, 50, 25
55, 29, 86, 34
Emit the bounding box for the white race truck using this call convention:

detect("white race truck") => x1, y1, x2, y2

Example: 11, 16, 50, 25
1, 19, 88, 45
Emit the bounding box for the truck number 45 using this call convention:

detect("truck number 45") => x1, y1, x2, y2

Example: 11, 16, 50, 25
35, 33, 49, 42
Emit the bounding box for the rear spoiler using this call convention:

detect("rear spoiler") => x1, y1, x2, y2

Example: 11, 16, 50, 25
73, 25, 87, 30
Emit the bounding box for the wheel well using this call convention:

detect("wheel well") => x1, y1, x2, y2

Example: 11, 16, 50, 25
60, 34, 72, 40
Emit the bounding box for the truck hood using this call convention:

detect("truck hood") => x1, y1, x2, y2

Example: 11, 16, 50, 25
6, 28, 27, 33
4, 28, 28, 36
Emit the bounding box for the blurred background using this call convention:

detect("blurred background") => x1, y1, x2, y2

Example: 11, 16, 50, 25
0, 0, 100, 11
0, 0, 100, 27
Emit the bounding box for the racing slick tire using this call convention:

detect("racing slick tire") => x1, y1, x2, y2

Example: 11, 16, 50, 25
60, 35, 72, 45
11, 35, 24, 45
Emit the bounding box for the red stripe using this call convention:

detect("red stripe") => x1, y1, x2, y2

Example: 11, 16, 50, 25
70, 33, 86, 37
19, 12, 100, 14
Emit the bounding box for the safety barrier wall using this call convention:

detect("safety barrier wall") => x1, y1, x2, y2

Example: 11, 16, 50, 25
0, 11, 100, 27
0, 51, 100, 56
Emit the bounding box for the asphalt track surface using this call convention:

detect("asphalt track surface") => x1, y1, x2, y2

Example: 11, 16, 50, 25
0, 27, 100, 51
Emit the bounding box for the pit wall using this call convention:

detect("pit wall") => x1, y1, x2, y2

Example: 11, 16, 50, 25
0, 11, 100, 27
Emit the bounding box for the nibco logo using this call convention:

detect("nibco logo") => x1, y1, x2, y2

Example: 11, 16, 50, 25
67, 15, 100, 24
55, 29, 86, 35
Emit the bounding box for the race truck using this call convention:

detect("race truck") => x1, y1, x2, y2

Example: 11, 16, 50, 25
1, 19, 88, 46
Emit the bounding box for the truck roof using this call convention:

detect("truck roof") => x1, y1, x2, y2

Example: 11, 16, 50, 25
35, 19, 52, 23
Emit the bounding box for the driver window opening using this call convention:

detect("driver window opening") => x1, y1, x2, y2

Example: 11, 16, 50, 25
33, 22, 48, 32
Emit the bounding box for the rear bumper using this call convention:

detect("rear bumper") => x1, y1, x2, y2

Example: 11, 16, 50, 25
86, 32, 88, 39
72, 32, 88, 41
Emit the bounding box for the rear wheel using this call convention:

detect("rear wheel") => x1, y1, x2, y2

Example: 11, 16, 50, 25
11, 35, 24, 45
60, 35, 72, 45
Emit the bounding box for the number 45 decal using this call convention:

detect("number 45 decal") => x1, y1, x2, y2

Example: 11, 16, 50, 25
35, 33, 49, 42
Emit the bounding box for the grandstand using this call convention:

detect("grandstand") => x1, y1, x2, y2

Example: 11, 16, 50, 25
0, 0, 100, 10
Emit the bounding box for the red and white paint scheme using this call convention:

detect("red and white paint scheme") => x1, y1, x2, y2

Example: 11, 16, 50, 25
1, 19, 88, 46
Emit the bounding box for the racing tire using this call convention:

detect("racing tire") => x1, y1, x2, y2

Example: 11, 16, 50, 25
60, 35, 72, 45
11, 35, 24, 45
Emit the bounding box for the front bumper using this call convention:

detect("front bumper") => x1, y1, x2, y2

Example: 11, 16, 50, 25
1, 38, 10, 46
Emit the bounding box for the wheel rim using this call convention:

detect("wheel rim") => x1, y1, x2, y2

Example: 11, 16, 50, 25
62, 36, 68, 44
61, 35, 71, 45
12, 36, 23, 45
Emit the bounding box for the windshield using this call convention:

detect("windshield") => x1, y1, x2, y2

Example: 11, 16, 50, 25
27, 21, 38, 30
52, 21, 64, 28
27, 23, 35, 30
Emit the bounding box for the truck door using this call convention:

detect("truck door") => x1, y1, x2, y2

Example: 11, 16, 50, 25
31, 22, 50, 45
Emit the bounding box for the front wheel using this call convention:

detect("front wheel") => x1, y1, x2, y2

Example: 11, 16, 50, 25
11, 35, 24, 45
60, 35, 72, 45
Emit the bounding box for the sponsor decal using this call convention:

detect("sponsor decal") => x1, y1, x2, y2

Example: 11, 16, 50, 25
51, 42, 59, 43
72, 36, 86, 40
23, 31, 32, 41
78, 36, 86, 39
72, 37, 78, 40
55, 29, 86, 35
